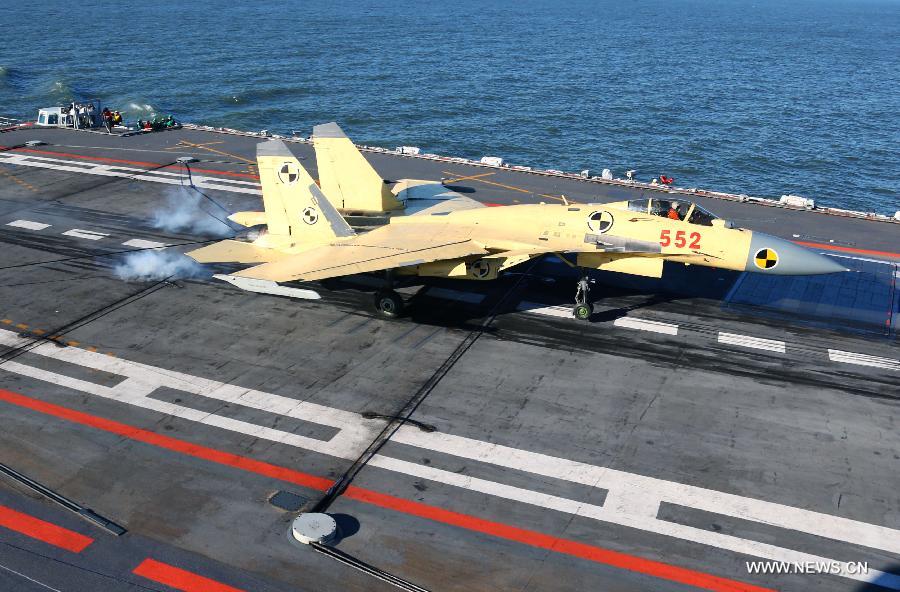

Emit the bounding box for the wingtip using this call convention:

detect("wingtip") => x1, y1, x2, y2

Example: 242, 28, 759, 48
312, 122, 347, 139
256, 138, 294, 158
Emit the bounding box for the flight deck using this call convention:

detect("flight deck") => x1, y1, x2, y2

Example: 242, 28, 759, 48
0, 125, 897, 592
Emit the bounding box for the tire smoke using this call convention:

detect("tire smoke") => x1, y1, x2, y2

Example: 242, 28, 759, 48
151, 188, 232, 237
113, 249, 206, 281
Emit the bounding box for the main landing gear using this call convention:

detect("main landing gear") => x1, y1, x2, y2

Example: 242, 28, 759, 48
374, 270, 404, 318
573, 272, 593, 321
374, 289, 404, 318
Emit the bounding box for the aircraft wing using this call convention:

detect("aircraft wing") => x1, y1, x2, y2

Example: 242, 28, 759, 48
394, 179, 487, 216
187, 240, 289, 264
407, 195, 486, 216
231, 223, 488, 282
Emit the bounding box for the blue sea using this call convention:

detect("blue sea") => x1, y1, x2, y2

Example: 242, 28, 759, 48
2, 0, 899, 214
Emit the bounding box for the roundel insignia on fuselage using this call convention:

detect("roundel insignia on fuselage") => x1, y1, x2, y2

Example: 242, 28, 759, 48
588, 211, 614, 234
278, 162, 300, 185
754, 248, 779, 270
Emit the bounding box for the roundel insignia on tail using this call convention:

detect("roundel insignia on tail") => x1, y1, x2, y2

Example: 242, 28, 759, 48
301, 206, 319, 225
469, 259, 492, 279
278, 162, 300, 185
754, 248, 779, 270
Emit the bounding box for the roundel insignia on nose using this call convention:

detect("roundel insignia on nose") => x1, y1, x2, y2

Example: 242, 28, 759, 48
754, 248, 779, 270
278, 163, 300, 185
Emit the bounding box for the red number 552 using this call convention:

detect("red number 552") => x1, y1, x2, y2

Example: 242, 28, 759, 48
660, 230, 701, 249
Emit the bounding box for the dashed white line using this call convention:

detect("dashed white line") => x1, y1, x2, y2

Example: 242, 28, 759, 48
61, 229, 109, 241
828, 349, 900, 371
718, 332, 786, 353
427, 288, 485, 304
518, 301, 572, 319
6, 219, 50, 230
122, 239, 167, 249
613, 316, 679, 335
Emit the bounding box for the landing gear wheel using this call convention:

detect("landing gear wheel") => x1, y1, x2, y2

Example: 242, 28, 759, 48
573, 303, 593, 321
573, 271, 593, 321
374, 290, 404, 318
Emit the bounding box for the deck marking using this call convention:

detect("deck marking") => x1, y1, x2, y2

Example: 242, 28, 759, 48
440, 171, 497, 184
174, 139, 254, 165
6, 147, 259, 179
0, 563, 64, 592
0, 388, 773, 592
614, 316, 680, 335
0, 153, 261, 196
61, 229, 108, 241
441, 170, 568, 203
0, 505, 93, 552
827, 349, 900, 371
133, 558, 246, 592
793, 241, 900, 261
6, 220, 50, 231
0, 168, 39, 192
122, 239, 167, 249
426, 287, 486, 304
717, 333, 786, 353
0, 329, 897, 589
517, 301, 572, 318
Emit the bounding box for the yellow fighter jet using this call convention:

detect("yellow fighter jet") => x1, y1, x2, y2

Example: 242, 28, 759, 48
187, 133, 847, 320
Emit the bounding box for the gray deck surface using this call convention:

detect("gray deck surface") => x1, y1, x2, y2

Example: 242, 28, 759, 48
0, 126, 897, 592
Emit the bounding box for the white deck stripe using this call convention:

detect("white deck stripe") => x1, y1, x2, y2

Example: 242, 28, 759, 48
828, 349, 900, 371
122, 239, 167, 249
0, 329, 898, 587
426, 288, 485, 304
61, 229, 109, 240
613, 316, 679, 335
0, 153, 261, 196
517, 301, 572, 319
6, 220, 50, 230
717, 332, 786, 353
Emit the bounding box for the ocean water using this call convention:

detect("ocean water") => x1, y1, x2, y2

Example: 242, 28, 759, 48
2, 0, 899, 214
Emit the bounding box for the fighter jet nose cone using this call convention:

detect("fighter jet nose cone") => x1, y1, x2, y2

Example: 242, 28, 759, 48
746, 233, 849, 275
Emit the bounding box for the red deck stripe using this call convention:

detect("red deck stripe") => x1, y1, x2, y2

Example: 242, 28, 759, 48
792, 240, 900, 260
344, 487, 770, 592
133, 558, 245, 592
0, 388, 773, 592
4, 147, 259, 180
0, 504, 93, 552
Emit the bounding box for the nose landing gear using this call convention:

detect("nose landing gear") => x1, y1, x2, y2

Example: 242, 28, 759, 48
573, 272, 593, 321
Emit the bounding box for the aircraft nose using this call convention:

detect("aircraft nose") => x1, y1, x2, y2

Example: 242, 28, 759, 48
745, 233, 849, 275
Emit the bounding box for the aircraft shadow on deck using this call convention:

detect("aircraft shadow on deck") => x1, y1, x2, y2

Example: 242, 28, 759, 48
207, 253, 896, 338
854, 565, 900, 591
723, 257, 898, 338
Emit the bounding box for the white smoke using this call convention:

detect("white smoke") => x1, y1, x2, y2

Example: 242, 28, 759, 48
151, 188, 232, 237
113, 249, 206, 281
127, 102, 155, 113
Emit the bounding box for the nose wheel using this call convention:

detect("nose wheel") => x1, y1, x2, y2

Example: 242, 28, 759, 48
573, 273, 593, 321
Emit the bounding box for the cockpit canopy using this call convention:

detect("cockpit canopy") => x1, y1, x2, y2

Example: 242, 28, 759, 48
626, 198, 722, 227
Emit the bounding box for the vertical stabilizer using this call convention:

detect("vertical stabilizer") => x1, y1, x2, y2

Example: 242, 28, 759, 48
312, 122, 403, 213
256, 140, 355, 247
